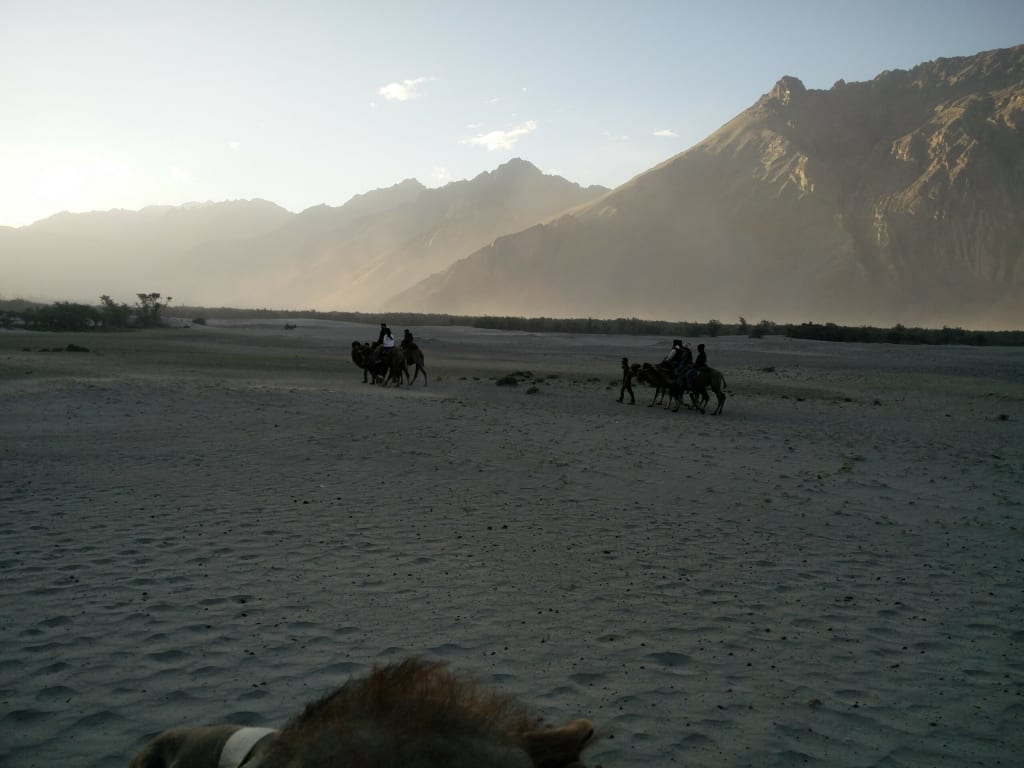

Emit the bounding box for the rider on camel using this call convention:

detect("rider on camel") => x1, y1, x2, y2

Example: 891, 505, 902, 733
673, 343, 693, 378
380, 326, 395, 362
660, 340, 683, 370
685, 343, 707, 390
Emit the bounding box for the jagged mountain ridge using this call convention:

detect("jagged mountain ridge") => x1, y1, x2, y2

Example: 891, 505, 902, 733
394, 45, 1024, 328
177, 158, 608, 309
0, 160, 608, 309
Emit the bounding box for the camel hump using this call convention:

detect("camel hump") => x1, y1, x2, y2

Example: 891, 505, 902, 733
522, 718, 594, 767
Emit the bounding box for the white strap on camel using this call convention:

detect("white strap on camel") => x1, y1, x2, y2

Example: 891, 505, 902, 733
219, 727, 278, 768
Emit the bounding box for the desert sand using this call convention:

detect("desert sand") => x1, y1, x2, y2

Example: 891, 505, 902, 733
1, 318, 1022, 767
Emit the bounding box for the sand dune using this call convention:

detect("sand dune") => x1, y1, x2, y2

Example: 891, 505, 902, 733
1, 320, 1022, 766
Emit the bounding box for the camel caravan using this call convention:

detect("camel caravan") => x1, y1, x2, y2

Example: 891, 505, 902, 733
131, 657, 595, 768
352, 323, 427, 387
620, 340, 727, 415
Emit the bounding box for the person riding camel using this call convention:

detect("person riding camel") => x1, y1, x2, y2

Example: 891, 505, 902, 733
402, 329, 415, 349
660, 339, 683, 370
380, 326, 395, 362
685, 343, 707, 390
377, 323, 388, 346
673, 343, 693, 378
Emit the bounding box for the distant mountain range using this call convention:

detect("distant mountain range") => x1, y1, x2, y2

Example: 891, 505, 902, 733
1, 159, 606, 312
3, 45, 1022, 328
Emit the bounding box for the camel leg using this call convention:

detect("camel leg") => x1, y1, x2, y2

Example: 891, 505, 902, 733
409, 364, 427, 386
713, 389, 726, 415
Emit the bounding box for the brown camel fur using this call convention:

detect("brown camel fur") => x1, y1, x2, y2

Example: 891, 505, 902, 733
130, 658, 594, 768
351, 341, 409, 385
637, 363, 681, 410
402, 342, 428, 386
350, 341, 385, 384
687, 366, 728, 415
130, 724, 276, 768
382, 346, 408, 386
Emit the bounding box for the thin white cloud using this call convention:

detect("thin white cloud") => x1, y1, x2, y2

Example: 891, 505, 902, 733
463, 120, 538, 151
228, 141, 241, 150
653, 129, 678, 137
379, 77, 432, 102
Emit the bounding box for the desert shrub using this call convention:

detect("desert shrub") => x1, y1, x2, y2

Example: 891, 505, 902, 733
22, 302, 99, 331
135, 293, 170, 327
99, 295, 131, 327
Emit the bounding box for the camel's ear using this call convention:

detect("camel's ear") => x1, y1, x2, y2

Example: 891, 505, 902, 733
522, 718, 594, 767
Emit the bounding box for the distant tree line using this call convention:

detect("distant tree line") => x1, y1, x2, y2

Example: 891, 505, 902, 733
0, 294, 170, 331
783, 322, 1019, 346
3, 298, 1022, 345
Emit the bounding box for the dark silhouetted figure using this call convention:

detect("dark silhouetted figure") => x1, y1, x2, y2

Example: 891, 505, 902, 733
660, 339, 683, 370
686, 343, 707, 390
673, 343, 693, 378
618, 357, 636, 404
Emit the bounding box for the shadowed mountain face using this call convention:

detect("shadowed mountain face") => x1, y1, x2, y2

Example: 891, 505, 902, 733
395, 45, 1024, 328
0, 160, 607, 310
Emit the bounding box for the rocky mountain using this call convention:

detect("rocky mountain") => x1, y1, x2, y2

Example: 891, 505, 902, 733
175, 159, 607, 309
0, 160, 607, 310
394, 45, 1024, 329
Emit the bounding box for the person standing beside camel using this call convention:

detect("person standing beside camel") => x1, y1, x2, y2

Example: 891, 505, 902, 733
618, 357, 636, 404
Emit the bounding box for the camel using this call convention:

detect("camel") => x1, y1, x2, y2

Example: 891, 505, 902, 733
350, 341, 383, 384
685, 367, 728, 415
402, 342, 428, 386
381, 345, 408, 386
636, 363, 682, 409
351, 341, 407, 385
131, 658, 594, 768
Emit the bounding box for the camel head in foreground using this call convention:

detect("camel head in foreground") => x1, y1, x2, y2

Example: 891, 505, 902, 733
131, 658, 594, 768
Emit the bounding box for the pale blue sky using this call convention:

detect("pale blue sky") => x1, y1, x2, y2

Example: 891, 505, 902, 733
1, 0, 1021, 227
